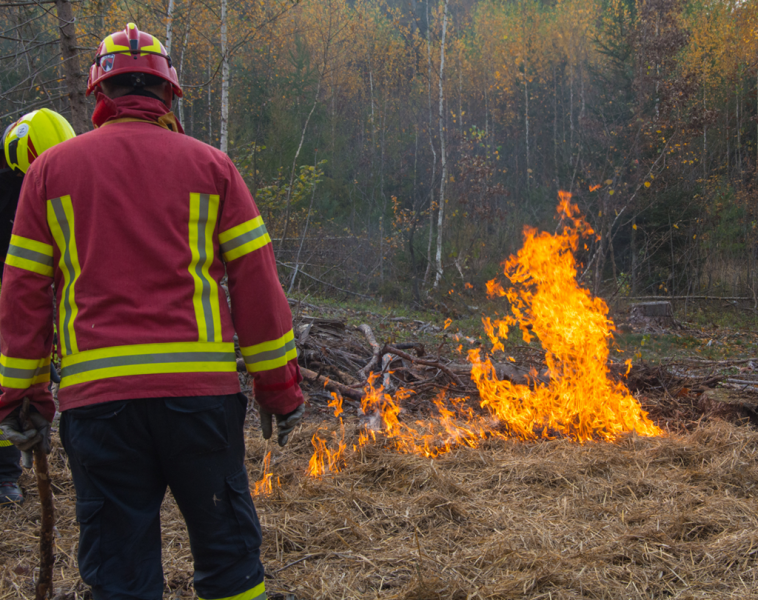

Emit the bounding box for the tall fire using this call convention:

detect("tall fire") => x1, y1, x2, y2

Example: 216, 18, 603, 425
306, 192, 661, 477
472, 191, 661, 441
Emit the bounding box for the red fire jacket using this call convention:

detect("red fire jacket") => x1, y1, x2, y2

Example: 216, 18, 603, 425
0, 94, 303, 422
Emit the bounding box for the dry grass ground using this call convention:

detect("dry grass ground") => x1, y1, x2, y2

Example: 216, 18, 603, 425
1, 411, 757, 599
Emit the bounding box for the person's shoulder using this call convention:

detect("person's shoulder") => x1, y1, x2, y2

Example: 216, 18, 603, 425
169, 133, 235, 165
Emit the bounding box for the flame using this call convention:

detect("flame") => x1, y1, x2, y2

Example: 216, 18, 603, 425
472, 191, 660, 441
308, 392, 348, 477
253, 451, 274, 496
306, 192, 660, 478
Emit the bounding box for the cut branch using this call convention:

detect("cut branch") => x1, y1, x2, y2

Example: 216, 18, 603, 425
382, 344, 464, 387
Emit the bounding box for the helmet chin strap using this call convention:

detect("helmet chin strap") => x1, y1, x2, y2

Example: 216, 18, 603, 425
162, 86, 174, 110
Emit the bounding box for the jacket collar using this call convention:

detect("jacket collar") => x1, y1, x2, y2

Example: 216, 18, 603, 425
92, 93, 184, 134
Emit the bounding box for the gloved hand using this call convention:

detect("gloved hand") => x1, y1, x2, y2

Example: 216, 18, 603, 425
0, 403, 51, 454
258, 403, 305, 447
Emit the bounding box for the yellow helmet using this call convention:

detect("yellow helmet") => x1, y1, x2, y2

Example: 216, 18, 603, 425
2, 108, 75, 173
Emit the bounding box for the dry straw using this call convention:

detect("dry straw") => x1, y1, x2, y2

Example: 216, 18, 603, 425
1, 414, 757, 599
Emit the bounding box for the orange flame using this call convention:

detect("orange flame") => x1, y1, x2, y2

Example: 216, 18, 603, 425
472, 191, 659, 441
308, 393, 348, 477
307, 192, 660, 477
253, 451, 273, 496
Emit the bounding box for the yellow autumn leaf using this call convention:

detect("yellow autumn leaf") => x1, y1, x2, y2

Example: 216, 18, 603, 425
644, 181, 651, 188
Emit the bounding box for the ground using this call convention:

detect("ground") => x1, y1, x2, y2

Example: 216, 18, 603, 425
1, 299, 758, 599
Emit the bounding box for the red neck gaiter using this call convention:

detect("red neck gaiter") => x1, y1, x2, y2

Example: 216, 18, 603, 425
91, 93, 185, 134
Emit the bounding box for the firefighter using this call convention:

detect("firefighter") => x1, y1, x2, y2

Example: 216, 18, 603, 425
0, 109, 75, 504
0, 22, 304, 600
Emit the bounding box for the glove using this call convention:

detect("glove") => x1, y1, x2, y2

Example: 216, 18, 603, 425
0, 403, 51, 454
258, 403, 305, 447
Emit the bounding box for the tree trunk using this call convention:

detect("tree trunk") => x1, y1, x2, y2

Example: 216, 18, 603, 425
165, 0, 174, 55
277, 78, 321, 260
433, 0, 449, 289
176, 6, 192, 125
423, 0, 437, 285
207, 45, 213, 144
55, 0, 87, 134
524, 64, 530, 191
219, 0, 230, 153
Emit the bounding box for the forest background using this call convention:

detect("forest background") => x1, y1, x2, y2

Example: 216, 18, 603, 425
2, 0, 757, 309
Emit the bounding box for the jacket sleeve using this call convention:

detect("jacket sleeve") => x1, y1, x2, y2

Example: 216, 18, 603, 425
218, 157, 303, 415
0, 167, 55, 423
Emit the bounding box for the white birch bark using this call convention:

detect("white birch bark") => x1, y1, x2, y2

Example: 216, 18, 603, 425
433, 0, 449, 289
176, 6, 192, 124
165, 0, 174, 55
219, 0, 230, 153
423, 0, 437, 285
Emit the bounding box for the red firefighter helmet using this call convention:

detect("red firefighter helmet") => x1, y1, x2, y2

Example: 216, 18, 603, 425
87, 23, 182, 99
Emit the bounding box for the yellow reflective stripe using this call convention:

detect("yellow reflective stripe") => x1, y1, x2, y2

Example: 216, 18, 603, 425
5, 255, 53, 277
198, 581, 266, 600
0, 355, 50, 389
219, 216, 271, 262
103, 34, 129, 54
240, 330, 297, 373
47, 196, 80, 356
241, 330, 294, 355
59, 341, 236, 389
246, 346, 297, 373
0, 355, 48, 369
6, 234, 54, 277
188, 193, 222, 342
10, 234, 53, 256
0, 439, 13, 447
139, 34, 162, 55
219, 216, 264, 244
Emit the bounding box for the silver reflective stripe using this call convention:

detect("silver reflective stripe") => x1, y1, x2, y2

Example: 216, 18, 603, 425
61, 350, 236, 378
50, 197, 76, 355
243, 338, 297, 366
194, 193, 215, 342
7, 245, 53, 267
220, 222, 268, 255
0, 363, 46, 380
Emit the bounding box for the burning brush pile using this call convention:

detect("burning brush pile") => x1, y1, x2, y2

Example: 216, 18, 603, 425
303, 192, 660, 480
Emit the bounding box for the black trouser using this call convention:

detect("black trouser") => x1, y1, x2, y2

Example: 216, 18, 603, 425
0, 442, 20, 483
60, 394, 266, 600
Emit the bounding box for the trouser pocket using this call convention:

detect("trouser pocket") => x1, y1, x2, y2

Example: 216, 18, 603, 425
226, 468, 262, 553
76, 498, 105, 585
165, 396, 229, 458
